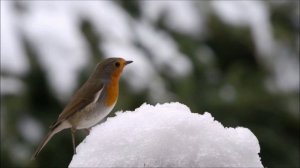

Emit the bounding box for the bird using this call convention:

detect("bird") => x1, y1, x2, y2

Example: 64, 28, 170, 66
31, 57, 133, 160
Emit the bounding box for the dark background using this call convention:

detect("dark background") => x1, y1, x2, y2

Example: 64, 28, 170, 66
1, 0, 299, 167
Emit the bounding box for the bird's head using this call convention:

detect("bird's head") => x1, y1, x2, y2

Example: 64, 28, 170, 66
92, 57, 133, 82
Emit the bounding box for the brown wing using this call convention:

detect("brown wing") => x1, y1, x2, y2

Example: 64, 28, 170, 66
50, 80, 104, 129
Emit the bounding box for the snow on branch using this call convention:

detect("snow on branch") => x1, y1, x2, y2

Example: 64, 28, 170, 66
69, 102, 263, 167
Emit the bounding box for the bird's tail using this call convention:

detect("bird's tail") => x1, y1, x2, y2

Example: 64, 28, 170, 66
31, 123, 67, 160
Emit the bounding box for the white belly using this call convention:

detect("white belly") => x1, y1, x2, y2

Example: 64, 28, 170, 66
76, 103, 115, 129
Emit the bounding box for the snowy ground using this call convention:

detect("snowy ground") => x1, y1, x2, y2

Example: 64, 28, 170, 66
69, 102, 263, 167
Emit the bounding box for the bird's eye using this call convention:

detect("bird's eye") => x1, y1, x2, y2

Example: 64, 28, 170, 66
115, 62, 120, 67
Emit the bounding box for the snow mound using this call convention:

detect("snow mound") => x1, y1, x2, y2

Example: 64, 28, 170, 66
69, 102, 263, 167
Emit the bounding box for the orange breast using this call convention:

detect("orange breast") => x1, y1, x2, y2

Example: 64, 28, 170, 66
105, 77, 119, 107
105, 62, 125, 107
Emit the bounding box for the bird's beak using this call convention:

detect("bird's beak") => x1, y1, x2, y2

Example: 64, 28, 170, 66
125, 60, 133, 65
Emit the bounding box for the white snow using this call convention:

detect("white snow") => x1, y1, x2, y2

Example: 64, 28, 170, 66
2, 1, 192, 102
135, 21, 193, 78
69, 102, 263, 167
211, 1, 299, 93
1, 1, 297, 100
20, 1, 89, 101
211, 1, 274, 57
1, 1, 29, 75
73, 1, 134, 43
140, 1, 203, 36
17, 116, 43, 144
0, 76, 24, 96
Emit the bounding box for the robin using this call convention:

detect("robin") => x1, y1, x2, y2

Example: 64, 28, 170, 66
31, 57, 133, 160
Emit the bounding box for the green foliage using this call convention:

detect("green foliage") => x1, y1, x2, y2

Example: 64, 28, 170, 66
1, 1, 299, 168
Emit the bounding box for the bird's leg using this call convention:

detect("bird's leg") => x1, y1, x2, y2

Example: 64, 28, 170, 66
71, 128, 76, 154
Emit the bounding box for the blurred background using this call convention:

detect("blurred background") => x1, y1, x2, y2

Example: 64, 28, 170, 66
1, 0, 299, 167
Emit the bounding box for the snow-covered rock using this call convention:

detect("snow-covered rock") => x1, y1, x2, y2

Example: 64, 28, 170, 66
69, 102, 263, 167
